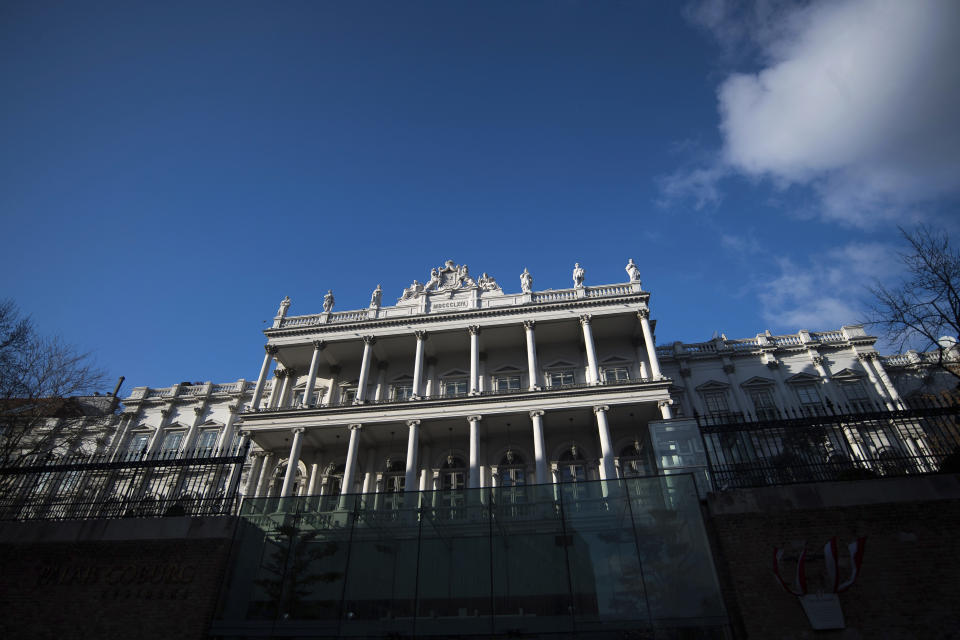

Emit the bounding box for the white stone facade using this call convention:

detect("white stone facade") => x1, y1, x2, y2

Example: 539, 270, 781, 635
112, 260, 956, 503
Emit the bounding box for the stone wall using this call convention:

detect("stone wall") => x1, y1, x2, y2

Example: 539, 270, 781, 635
707, 474, 960, 639
0, 516, 237, 640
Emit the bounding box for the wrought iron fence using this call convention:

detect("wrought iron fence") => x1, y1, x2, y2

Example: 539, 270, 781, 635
696, 396, 960, 490
0, 442, 250, 521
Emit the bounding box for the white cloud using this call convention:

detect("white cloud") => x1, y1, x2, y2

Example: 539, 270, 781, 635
657, 163, 728, 210
758, 242, 901, 330
677, 0, 960, 226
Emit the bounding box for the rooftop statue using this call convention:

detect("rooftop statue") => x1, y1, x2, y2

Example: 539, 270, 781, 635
625, 258, 641, 283
459, 264, 476, 287
400, 280, 425, 301
477, 272, 501, 292
277, 295, 291, 317
370, 284, 382, 308
572, 263, 585, 289
323, 290, 335, 313
520, 268, 533, 293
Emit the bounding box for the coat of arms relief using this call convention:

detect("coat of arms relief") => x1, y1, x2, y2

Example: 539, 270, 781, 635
399, 260, 501, 301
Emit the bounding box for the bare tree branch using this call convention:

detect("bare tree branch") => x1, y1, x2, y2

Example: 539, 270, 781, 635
867, 226, 960, 383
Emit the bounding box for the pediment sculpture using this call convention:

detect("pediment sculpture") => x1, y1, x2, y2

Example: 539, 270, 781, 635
399, 260, 501, 301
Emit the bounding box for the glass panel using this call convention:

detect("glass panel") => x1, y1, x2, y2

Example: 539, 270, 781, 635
161, 432, 183, 453
443, 378, 468, 397
547, 370, 575, 387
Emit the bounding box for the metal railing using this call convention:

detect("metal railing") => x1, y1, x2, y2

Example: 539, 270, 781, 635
696, 396, 960, 490
0, 442, 250, 521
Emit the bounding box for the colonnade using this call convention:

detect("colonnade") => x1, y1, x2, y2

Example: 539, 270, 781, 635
245, 403, 632, 500
248, 310, 665, 411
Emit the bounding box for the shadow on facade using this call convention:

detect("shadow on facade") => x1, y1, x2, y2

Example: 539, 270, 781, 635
211, 474, 729, 638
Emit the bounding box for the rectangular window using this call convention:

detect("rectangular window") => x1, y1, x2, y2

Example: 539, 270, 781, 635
795, 384, 823, 415
127, 434, 149, 454
842, 382, 871, 412
196, 430, 219, 452
603, 366, 631, 382
494, 375, 522, 392
546, 370, 575, 387
443, 378, 468, 397
703, 391, 730, 416
340, 388, 357, 405
392, 383, 413, 401
748, 389, 778, 420
161, 432, 183, 454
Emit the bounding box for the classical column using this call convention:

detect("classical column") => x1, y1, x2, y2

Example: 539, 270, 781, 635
362, 449, 377, 494
412, 331, 428, 398
657, 399, 673, 420
722, 363, 747, 415
250, 345, 278, 410
424, 358, 438, 397
356, 336, 376, 403
633, 338, 650, 379
858, 353, 895, 410
405, 419, 421, 492
530, 410, 548, 484
810, 354, 842, 408
181, 405, 207, 455
281, 428, 305, 497
306, 462, 321, 495
278, 369, 295, 408
146, 407, 174, 455
323, 366, 341, 406
268, 369, 286, 409
580, 315, 600, 384
868, 354, 905, 408
255, 453, 276, 498
223, 431, 250, 498
468, 415, 482, 488
341, 424, 362, 500
638, 309, 663, 379
215, 404, 241, 453
523, 320, 540, 390
374, 362, 388, 401
469, 326, 481, 394
303, 341, 325, 407
244, 451, 266, 497
594, 406, 615, 480
478, 354, 487, 393
419, 444, 431, 491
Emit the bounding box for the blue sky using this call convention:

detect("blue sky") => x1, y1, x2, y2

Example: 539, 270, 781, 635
1, 0, 958, 392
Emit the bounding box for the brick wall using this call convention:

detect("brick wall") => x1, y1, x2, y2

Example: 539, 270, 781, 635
707, 474, 960, 639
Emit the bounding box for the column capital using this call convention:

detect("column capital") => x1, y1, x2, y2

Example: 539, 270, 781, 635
329, 364, 342, 374
468, 325, 481, 335
722, 363, 735, 375
426, 356, 437, 366
415, 330, 429, 340
377, 361, 389, 370
658, 399, 673, 409
637, 308, 650, 320
193, 406, 205, 416
362, 335, 377, 345
529, 410, 545, 419
238, 430, 251, 438
291, 427, 305, 435
523, 320, 536, 330
274, 368, 287, 379
159, 408, 172, 418
592, 405, 609, 414
285, 368, 297, 377
857, 352, 877, 361
250, 450, 267, 459
811, 355, 825, 366
467, 415, 483, 423
228, 403, 242, 414
312, 339, 326, 351
348, 423, 363, 431
579, 314, 592, 325
407, 419, 421, 427
265, 345, 279, 355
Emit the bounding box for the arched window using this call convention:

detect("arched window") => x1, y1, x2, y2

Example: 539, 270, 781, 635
619, 440, 647, 477
558, 446, 586, 483
498, 450, 526, 487
440, 456, 466, 491
323, 463, 346, 497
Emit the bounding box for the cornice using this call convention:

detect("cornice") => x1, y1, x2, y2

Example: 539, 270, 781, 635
262, 293, 650, 339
